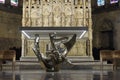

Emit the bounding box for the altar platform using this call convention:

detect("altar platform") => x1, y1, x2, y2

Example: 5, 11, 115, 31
1, 57, 114, 71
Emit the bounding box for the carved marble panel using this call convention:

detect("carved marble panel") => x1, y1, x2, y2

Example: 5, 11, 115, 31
22, 0, 92, 57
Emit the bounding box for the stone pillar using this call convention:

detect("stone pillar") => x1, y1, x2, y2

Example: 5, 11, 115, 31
88, 0, 93, 57
21, 34, 25, 58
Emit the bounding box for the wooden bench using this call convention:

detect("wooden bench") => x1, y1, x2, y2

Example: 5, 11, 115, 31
100, 50, 113, 70
100, 50, 120, 70
0, 50, 16, 70
112, 50, 120, 70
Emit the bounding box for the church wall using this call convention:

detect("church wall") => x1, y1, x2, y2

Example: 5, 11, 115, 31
92, 10, 120, 50
0, 10, 22, 50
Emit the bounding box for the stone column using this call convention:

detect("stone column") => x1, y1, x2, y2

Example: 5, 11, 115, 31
88, 0, 93, 57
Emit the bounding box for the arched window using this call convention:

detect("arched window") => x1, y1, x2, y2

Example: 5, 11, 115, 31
110, 0, 118, 4
11, 0, 18, 6
0, 0, 5, 4
97, 0, 105, 6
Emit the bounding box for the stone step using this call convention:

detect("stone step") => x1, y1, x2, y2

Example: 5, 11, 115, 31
1, 56, 113, 70
1, 60, 113, 70
20, 62, 112, 70
20, 56, 93, 62
20, 56, 38, 61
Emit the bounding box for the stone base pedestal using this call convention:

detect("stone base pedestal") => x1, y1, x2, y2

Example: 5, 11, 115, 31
20, 56, 93, 62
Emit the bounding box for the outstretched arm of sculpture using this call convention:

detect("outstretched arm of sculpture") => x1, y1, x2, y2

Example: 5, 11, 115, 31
32, 34, 54, 69
49, 33, 76, 56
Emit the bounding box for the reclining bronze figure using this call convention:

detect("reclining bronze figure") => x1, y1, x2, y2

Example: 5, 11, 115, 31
32, 33, 76, 72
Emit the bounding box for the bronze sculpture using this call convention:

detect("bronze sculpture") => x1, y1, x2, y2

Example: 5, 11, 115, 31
32, 33, 76, 72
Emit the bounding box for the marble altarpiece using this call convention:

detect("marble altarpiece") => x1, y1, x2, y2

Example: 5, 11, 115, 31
21, 0, 92, 59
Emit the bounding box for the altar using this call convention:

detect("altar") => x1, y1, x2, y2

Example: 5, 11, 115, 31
20, 27, 89, 71
21, 0, 93, 64
20, 27, 87, 39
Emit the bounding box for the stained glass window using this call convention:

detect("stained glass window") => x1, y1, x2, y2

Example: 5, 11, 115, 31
0, 0, 5, 4
110, 0, 118, 4
11, 0, 18, 6
97, 0, 105, 6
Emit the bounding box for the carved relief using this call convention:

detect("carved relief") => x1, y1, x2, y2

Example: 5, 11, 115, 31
26, 40, 34, 56
36, 5, 42, 26
68, 40, 86, 56
23, 0, 30, 26
64, 5, 72, 26
22, 0, 92, 56
53, 5, 61, 26
22, 0, 90, 27
78, 0, 83, 6
75, 7, 83, 26
43, 4, 51, 26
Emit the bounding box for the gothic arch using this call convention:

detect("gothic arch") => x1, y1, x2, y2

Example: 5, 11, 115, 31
99, 18, 114, 49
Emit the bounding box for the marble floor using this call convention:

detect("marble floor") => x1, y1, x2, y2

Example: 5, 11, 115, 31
0, 70, 120, 80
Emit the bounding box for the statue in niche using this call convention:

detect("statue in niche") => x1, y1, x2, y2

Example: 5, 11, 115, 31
23, 0, 29, 26
77, 18, 83, 26
31, 7, 38, 26
24, 9, 30, 26
43, 0, 49, 3
67, 0, 71, 3
25, 0, 29, 6
85, 9, 89, 26
61, 13, 65, 26
53, 6, 61, 26
65, 16, 71, 26
24, 18, 30, 26
54, 15, 61, 26
65, 6, 72, 26
31, 0, 37, 4
30, 0, 39, 26
86, 0, 89, 7
36, 6, 42, 26
43, 5, 51, 26
75, 8, 83, 26
36, 0, 41, 4
53, 0, 56, 3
